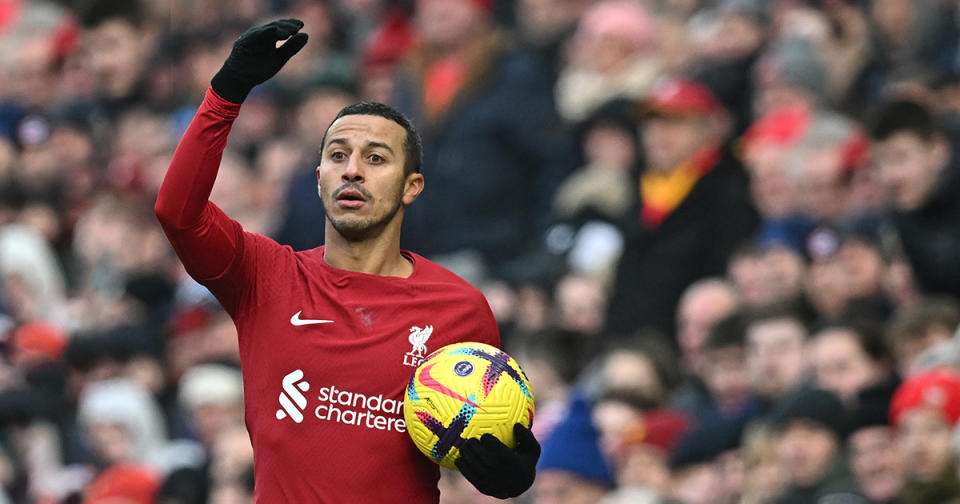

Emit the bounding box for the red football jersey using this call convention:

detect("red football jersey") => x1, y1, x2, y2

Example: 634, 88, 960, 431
156, 88, 500, 503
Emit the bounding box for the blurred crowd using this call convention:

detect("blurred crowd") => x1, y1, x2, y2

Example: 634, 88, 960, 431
3, 0, 960, 503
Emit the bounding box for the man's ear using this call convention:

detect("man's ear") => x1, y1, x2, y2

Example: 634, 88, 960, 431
316, 166, 323, 199
932, 134, 951, 171
403, 173, 424, 205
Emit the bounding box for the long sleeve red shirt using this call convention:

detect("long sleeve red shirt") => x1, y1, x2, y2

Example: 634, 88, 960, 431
156, 88, 500, 502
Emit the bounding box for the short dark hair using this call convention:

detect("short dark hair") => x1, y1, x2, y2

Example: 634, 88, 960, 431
814, 316, 890, 364
320, 102, 422, 176
746, 301, 816, 335
76, 0, 145, 29
704, 313, 747, 352
867, 99, 940, 142
887, 297, 960, 346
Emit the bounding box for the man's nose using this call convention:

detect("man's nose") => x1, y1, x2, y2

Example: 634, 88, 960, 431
342, 154, 364, 182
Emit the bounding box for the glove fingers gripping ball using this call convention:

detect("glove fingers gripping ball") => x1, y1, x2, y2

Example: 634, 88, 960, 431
404, 342, 535, 469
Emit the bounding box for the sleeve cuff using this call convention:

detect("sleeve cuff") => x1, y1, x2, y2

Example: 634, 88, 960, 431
204, 87, 243, 119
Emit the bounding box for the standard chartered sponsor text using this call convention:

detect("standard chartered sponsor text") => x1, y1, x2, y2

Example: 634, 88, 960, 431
314, 384, 406, 432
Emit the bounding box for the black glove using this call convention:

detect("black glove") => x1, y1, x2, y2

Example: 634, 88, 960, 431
455, 423, 541, 499
211, 18, 308, 103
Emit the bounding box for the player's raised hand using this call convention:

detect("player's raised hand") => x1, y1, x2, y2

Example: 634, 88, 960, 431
211, 19, 308, 103
455, 423, 541, 499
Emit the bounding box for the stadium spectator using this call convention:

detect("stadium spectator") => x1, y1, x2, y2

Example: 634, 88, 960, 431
669, 278, 741, 418
886, 298, 960, 376
554, 0, 660, 122
890, 369, 960, 503
868, 98, 960, 299
611, 408, 689, 497
809, 317, 893, 404
394, 0, 575, 280
699, 313, 754, 419
847, 386, 904, 504
745, 304, 811, 406
534, 395, 614, 504
606, 77, 758, 338
769, 387, 861, 503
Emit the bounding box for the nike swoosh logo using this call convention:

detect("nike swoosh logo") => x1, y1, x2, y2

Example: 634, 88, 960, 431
290, 311, 335, 326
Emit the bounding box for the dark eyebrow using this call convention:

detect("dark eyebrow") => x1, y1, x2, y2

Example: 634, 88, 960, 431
365, 141, 395, 156
322, 139, 395, 157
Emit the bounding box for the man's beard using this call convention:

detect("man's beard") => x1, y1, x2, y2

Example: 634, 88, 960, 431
324, 185, 405, 241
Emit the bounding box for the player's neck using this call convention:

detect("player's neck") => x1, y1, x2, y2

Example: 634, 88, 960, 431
323, 223, 413, 278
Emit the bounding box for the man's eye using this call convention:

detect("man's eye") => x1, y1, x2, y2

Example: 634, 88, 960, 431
370, 154, 385, 163
331, 151, 346, 161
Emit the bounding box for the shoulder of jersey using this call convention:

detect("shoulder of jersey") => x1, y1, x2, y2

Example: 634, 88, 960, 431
408, 252, 482, 292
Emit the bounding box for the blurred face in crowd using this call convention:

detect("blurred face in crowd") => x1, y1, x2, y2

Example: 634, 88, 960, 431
870, 0, 915, 46
743, 142, 802, 219
839, 239, 885, 299
897, 406, 955, 483
802, 145, 849, 221
416, 0, 484, 50
642, 114, 715, 174
759, 246, 806, 304
728, 249, 766, 307
872, 132, 948, 211
592, 399, 640, 461
85, 18, 153, 98
584, 124, 637, 171
533, 470, 610, 504
317, 114, 423, 241
704, 346, 750, 413
616, 444, 672, 495
676, 281, 738, 375
716, 450, 745, 504
810, 328, 883, 403
849, 426, 903, 502
893, 323, 954, 377
746, 318, 808, 399
556, 274, 607, 335
517, 0, 585, 45
671, 463, 723, 504
89, 422, 134, 464
603, 351, 664, 404
805, 257, 849, 318
777, 420, 838, 487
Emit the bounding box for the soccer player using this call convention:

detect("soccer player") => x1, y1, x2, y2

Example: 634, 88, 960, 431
155, 19, 540, 502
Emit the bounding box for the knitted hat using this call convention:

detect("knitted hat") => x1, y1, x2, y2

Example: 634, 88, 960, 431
755, 38, 829, 102
643, 77, 724, 118
13, 322, 67, 362
890, 369, 960, 427
85, 464, 160, 504
537, 395, 615, 486
771, 387, 848, 439
577, 0, 653, 50
178, 364, 243, 412
668, 416, 744, 470
849, 381, 897, 433
620, 409, 691, 455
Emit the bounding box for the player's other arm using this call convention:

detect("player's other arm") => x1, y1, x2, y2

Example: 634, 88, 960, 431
154, 20, 308, 282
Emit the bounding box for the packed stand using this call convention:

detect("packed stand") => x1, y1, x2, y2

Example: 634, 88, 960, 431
2, 0, 960, 502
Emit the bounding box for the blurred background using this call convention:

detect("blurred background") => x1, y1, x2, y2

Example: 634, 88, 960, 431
3, 0, 960, 502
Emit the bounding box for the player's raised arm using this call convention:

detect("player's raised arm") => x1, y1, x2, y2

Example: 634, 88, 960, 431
154, 20, 307, 280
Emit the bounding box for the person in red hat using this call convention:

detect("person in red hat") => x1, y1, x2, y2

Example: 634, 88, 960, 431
84, 464, 160, 504
606, 77, 758, 339
890, 369, 960, 503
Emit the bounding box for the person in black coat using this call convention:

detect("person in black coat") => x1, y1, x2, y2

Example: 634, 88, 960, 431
390, 0, 575, 281
606, 77, 758, 339
867, 98, 960, 299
